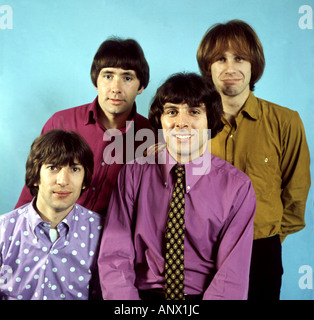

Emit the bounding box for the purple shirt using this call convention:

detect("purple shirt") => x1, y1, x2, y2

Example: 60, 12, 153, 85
0, 201, 104, 300
98, 148, 256, 300
15, 97, 152, 216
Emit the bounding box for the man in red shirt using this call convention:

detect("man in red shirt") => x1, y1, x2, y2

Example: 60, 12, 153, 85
16, 38, 151, 216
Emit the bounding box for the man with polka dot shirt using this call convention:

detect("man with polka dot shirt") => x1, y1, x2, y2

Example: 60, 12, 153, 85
0, 130, 104, 300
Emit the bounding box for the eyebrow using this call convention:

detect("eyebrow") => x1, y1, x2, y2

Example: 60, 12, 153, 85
45, 162, 83, 167
163, 105, 177, 109
163, 104, 205, 109
100, 69, 136, 76
71, 162, 83, 166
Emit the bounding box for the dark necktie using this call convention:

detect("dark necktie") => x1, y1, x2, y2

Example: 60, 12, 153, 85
165, 165, 185, 300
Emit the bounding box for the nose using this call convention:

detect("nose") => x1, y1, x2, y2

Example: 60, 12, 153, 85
111, 78, 122, 94
225, 59, 236, 74
175, 111, 190, 129
56, 168, 69, 186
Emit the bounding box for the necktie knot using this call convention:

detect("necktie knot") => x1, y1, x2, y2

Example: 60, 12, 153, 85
174, 165, 185, 191
175, 165, 184, 175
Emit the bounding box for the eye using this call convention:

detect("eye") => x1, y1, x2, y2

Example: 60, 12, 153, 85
217, 57, 226, 62
71, 167, 81, 173
235, 56, 245, 62
47, 165, 58, 171
189, 107, 203, 115
165, 109, 178, 116
103, 74, 112, 80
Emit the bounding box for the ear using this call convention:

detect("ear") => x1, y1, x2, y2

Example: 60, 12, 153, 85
137, 86, 144, 95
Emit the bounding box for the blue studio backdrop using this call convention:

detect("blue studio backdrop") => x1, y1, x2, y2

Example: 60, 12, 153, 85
0, 0, 313, 300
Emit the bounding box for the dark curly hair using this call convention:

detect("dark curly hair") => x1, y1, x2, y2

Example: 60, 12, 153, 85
148, 72, 223, 139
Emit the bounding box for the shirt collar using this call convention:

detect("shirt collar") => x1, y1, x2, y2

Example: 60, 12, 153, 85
240, 91, 261, 120
27, 199, 77, 236
159, 147, 212, 193
27, 199, 46, 234
86, 96, 139, 134
85, 97, 99, 125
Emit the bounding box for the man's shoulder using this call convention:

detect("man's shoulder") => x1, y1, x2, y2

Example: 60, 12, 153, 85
125, 154, 158, 171
253, 96, 307, 134
119, 152, 161, 185
42, 100, 95, 132
134, 112, 152, 130
0, 203, 30, 230
255, 95, 299, 119
210, 154, 251, 184
50, 102, 92, 118
72, 204, 104, 224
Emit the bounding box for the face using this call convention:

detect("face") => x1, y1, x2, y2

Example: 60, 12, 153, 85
96, 67, 144, 118
160, 103, 208, 164
34, 161, 85, 218
210, 50, 252, 98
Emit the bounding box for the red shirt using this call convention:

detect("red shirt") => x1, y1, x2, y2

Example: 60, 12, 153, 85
15, 97, 152, 216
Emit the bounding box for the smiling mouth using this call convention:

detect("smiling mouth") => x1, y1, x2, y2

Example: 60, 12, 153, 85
176, 135, 191, 139
172, 134, 193, 143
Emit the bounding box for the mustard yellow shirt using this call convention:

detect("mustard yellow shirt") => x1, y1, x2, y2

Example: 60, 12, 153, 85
210, 92, 311, 241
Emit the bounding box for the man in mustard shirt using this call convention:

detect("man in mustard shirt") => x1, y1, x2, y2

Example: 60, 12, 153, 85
197, 20, 311, 300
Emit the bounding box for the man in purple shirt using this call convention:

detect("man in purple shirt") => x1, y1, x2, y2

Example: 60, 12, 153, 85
98, 73, 256, 300
15, 38, 151, 216
0, 130, 104, 300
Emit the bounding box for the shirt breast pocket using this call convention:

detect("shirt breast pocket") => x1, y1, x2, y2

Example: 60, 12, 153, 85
244, 152, 280, 199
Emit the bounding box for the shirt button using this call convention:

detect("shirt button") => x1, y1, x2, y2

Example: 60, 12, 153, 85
92, 187, 96, 191
101, 162, 105, 166
264, 157, 269, 163
186, 186, 191, 191
229, 134, 233, 138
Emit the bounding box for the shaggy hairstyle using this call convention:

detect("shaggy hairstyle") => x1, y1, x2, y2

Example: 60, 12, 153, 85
148, 72, 223, 139
197, 20, 265, 91
25, 130, 94, 197
90, 37, 150, 90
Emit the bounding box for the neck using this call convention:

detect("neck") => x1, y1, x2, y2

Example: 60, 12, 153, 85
220, 89, 250, 124
168, 145, 207, 164
100, 112, 131, 130
34, 199, 73, 229
98, 106, 133, 130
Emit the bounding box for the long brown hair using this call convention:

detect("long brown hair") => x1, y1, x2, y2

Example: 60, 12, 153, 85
197, 20, 265, 91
